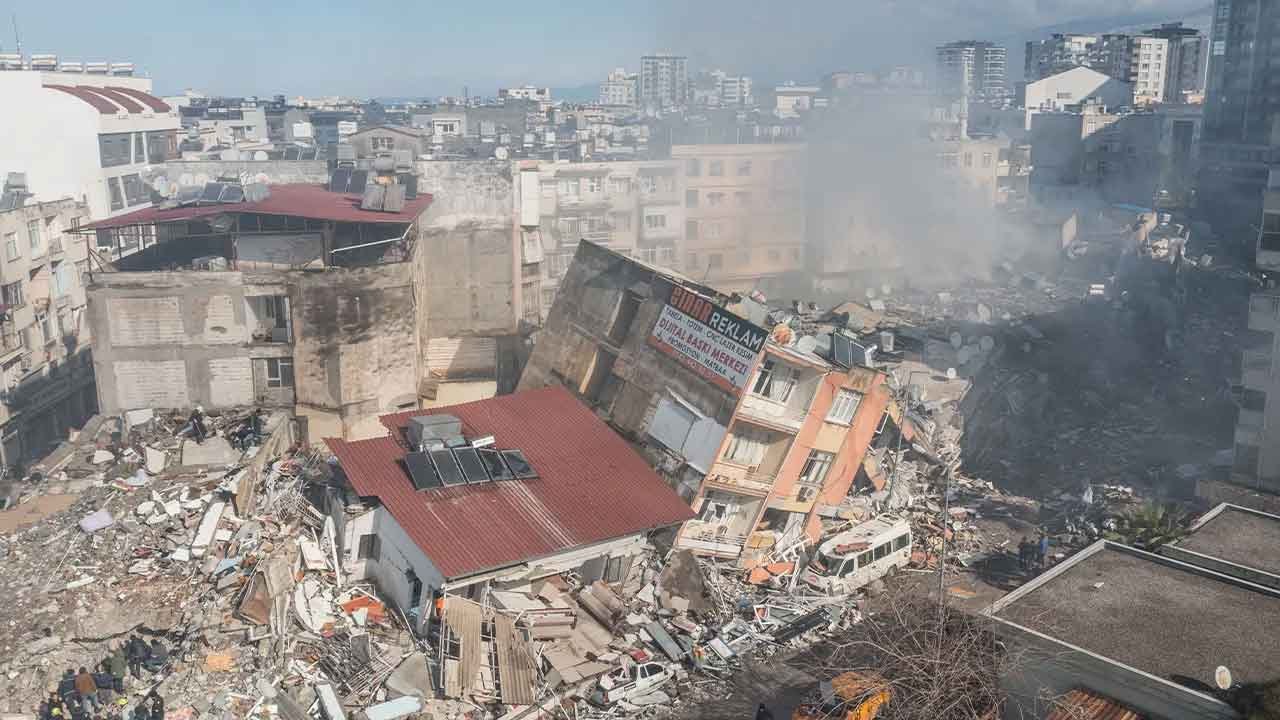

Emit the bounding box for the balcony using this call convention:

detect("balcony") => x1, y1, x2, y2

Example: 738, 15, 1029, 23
674, 521, 748, 557
736, 392, 806, 433
1249, 293, 1280, 333
49, 236, 65, 256
1243, 348, 1273, 390
703, 462, 777, 496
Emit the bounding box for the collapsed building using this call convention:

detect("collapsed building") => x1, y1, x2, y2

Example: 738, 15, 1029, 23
76, 160, 536, 442
519, 241, 895, 561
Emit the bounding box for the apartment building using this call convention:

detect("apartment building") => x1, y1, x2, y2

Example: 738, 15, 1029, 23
599, 69, 638, 107
0, 195, 96, 467
1022, 67, 1133, 130
1144, 22, 1207, 99
519, 242, 892, 561
671, 143, 807, 294
524, 160, 683, 314
640, 54, 688, 109
935, 41, 1008, 100
178, 100, 269, 150
1236, 170, 1280, 492
1025, 34, 1101, 81
0, 58, 181, 219
1128, 36, 1171, 104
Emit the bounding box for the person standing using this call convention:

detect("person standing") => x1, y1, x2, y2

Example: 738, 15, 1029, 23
73, 667, 98, 713
126, 636, 148, 680
106, 643, 127, 692
1037, 533, 1050, 571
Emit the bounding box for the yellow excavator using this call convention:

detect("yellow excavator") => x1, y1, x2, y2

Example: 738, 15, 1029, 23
791, 671, 891, 720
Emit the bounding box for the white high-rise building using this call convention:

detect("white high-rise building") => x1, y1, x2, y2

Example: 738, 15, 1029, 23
639, 54, 688, 109
599, 68, 638, 107
935, 41, 1008, 101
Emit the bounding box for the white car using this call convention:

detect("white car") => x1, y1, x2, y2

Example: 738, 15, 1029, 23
588, 661, 672, 706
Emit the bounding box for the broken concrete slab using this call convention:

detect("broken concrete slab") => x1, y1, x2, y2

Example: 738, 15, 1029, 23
78, 508, 114, 533
191, 500, 226, 558
92, 450, 114, 465
146, 446, 167, 475
384, 652, 433, 699
363, 696, 422, 720
180, 436, 241, 467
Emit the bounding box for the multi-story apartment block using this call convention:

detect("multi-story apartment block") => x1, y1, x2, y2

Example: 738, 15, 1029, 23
519, 242, 893, 560
935, 41, 1008, 100
0, 194, 96, 467
0, 56, 181, 220
1144, 22, 1207, 99
640, 54, 688, 109
599, 69, 639, 107
1129, 36, 1171, 104
1026, 30, 1194, 106
672, 144, 807, 294
1025, 34, 1101, 81
525, 160, 683, 314
1236, 170, 1280, 493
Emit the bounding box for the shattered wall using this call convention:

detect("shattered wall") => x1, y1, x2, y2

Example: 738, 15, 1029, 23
292, 264, 419, 441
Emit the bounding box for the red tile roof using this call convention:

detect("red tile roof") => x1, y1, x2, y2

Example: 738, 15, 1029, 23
106, 86, 172, 113
81, 183, 433, 231
1047, 689, 1145, 720
325, 387, 695, 580
79, 86, 143, 113
44, 84, 119, 114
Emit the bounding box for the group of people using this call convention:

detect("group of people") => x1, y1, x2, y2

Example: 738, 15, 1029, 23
1018, 533, 1051, 573
37, 636, 169, 720
185, 406, 264, 450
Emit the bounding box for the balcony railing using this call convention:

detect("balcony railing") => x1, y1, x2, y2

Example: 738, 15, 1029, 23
1243, 348, 1272, 390
704, 464, 777, 495
736, 393, 806, 433
675, 522, 748, 556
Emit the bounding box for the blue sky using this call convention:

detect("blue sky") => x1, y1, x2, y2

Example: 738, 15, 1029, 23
3, 0, 1210, 98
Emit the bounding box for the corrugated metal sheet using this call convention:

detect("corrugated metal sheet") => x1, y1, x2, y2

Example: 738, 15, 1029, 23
326, 387, 695, 580
494, 613, 537, 705
445, 598, 483, 697
426, 337, 497, 380
1046, 689, 1145, 720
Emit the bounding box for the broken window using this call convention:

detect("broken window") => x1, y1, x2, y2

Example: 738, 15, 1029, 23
357, 534, 380, 561
266, 357, 295, 388
752, 359, 796, 402
607, 291, 642, 345
799, 450, 834, 487
826, 389, 862, 424
604, 555, 627, 584
580, 348, 617, 402
1, 280, 24, 308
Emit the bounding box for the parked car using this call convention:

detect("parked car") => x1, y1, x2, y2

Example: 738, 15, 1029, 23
588, 661, 672, 706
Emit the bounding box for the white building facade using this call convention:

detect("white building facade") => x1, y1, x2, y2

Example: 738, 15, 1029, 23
0, 65, 181, 220
599, 69, 638, 107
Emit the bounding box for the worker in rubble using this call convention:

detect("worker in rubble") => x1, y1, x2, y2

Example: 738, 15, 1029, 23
142, 639, 169, 674
187, 407, 208, 445
73, 666, 99, 713
125, 636, 148, 679
57, 670, 78, 706
1037, 533, 1050, 571
144, 691, 165, 720
1017, 537, 1031, 571
39, 690, 66, 720
105, 643, 127, 691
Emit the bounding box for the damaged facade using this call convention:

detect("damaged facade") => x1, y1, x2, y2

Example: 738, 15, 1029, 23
519, 241, 892, 561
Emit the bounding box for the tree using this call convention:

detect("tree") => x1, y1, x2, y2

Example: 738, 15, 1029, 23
1103, 501, 1188, 550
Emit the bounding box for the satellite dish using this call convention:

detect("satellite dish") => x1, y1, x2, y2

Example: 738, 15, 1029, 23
946, 367, 957, 380
494, 146, 510, 160
1215, 666, 1233, 690
253, 150, 269, 161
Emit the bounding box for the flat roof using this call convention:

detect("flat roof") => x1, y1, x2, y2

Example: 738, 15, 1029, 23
82, 183, 432, 230
990, 542, 1280, 687
1176, 504, 1280, 578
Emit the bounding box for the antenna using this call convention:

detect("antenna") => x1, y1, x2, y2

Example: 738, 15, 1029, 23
11, 14, 20, 60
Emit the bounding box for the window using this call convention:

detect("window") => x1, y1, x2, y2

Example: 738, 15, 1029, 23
98, 133, 132, 167
873, 543, 889, 560
685, 220, 698, 240
1, 281, 23, 308
610, 212, 632, 231
723, 427, 769, 465
735, 191, 752, 207
4, 233, 17, 261
108, 177, 124, 211
604, 555, 626, 583
644, 214, 667, 230
608, 291, 642, 344
607, 177, 631, 195
708, 192, 726, 207
265, 357, 295, 388
686, 158, 701, 176
39, 313, 53, 345
122, 174, 146, 206
709, 160, 724, 176
133, 133, 145, 163
892, 534, 910, 551
963, 152, 973, 168
752, 359, 796, 402
558, 178, 580, 197
638, 175, 657, 194
708, 253, 723, 268
584, 177, 602, 194
827, 389, 862, 424
982, 152, 993, 168
798, 450, 834, 486
52, 263, 73, 297
706, 221, 722, 239
687, 252, 699, 269
686, 189, 699, 208
737, 160, 752, 176
856, 550, 872, 568
27, 219, 41, 253
357, 534, 380, 561
146, 131, 171, 163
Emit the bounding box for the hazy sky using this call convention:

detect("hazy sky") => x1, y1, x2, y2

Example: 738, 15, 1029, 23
1, 0, 1209, 98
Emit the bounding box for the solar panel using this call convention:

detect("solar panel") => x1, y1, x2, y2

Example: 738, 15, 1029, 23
454, 448, 490, 484
479, 448, 514, 480
501, 450, 537, 479
347, 170, 369, 193
176, 186, 203, 206
430, 449, 466, 486
328, 168, 352, 193
404, 451, 442, 491
831, 333, 854, 368
200, 182, 226, 203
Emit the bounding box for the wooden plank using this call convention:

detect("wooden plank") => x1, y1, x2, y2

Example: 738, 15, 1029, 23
495, 613, 537, 705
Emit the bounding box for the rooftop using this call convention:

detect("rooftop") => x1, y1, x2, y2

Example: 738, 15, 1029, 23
43, 84, 170, 114
325, 387, 695, 580
1175, 504, 1280, 579
81, 183, 433, 231
990, 542, 1280, 688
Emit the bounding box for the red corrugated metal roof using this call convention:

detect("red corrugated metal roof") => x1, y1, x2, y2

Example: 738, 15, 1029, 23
326, 386, 695, 580
81, 183, 433, 230
106, 86, 171, 112
78, 86, 143, 113
44, 84, 118, 114
1046, 689, 1145, 720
